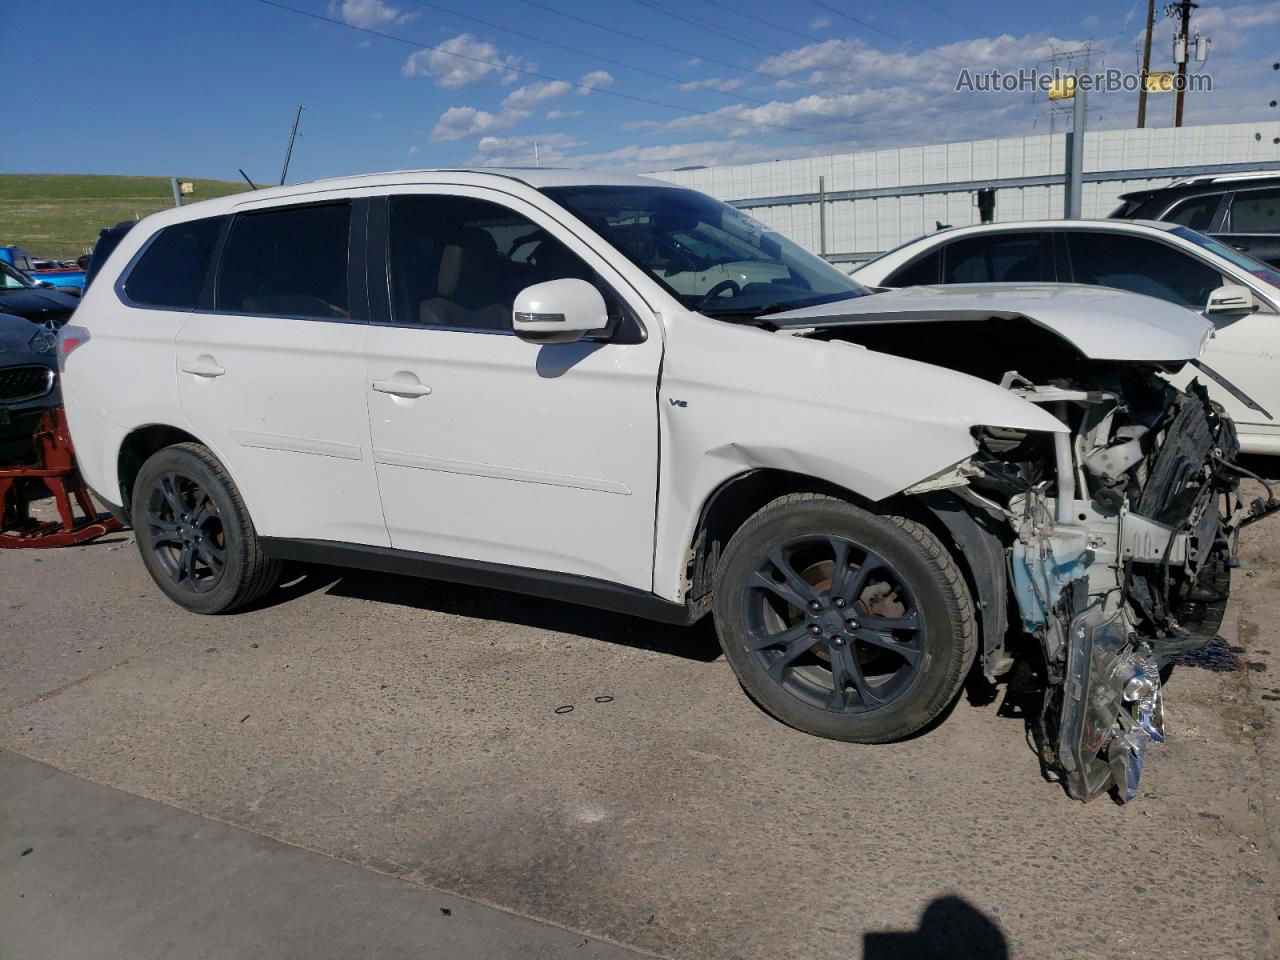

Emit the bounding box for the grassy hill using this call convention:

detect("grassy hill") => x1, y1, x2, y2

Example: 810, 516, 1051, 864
0, 174, 254, 259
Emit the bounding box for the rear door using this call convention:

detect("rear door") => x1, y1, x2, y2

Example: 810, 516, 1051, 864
362, 187, 663, 589
175, 198, 387, 546
1218, 186, 1280, 269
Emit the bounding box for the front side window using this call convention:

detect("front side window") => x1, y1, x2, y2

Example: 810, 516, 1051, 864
942, 233, 1046, 284
1066, 231, 1222, 310
122, 216, 223, 309
543, 185, 867, 319
1228, 187, 1280, 234
216, 203, 350, 319
1164, 194, 1222, 231
387, 194, 621, 332
1, 262, 33, 290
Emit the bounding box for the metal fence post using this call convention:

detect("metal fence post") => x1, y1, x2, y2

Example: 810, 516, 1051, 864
818, 175, 828, 257
1065, 76, 1086, 218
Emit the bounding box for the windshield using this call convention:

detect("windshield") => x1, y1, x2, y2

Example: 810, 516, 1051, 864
1173, 226, 1280, 288
0, 262, 34, 290
543, 185, 869, 317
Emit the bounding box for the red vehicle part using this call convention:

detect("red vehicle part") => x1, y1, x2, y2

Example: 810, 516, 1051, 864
0, 407, 121, 548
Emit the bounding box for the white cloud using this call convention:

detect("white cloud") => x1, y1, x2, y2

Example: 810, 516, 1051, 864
450, 4, 1279, 174
678, 76, 744, 92
429, 70, 608, 143
1080, 14, 1100, 31
407, 144, 420, 155
808, 16, 831, 29
430, 105, 531, 142
332, 0, 413, 29
577, 70, 614, 94
470, 132, 585, 165
502, 79, 572, 110
547, 108, 584, 120
403, 33, 529, 88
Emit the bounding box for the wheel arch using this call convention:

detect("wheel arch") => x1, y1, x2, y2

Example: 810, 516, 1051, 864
681, 468, 877, 620
115, 424, 205, 522
682, 471, 1011, 678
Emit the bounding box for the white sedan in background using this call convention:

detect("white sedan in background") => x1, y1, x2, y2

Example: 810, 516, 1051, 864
851, 219, 1280, 454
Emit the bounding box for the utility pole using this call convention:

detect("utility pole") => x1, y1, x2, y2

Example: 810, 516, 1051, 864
1137, 0, 1155, 127
279, 104, 305, 186
1168, 0, 1197, 127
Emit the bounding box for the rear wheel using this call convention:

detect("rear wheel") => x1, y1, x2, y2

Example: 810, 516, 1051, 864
131, 443, 281, 614
712, 493, 976, 743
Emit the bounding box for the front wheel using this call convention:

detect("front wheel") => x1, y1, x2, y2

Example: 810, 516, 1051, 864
131, 442, 281, 614
712, 494, 976, 743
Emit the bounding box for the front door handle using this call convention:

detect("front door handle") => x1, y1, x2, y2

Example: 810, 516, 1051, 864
372, 379, 432, 398
181, 358, 226, 378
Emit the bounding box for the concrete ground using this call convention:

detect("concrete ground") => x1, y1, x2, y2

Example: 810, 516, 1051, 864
4, 488, 1280, 959
0, 751, 645, 960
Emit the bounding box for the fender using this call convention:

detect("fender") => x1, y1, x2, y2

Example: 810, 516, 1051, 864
650, 310, 1066, 603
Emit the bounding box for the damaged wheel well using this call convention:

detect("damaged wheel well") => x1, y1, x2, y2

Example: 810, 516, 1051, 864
116, 424, 201, 521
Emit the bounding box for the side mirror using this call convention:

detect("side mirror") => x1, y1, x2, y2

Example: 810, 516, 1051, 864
512, 278, 609, 344
1206, 284, 1256, 317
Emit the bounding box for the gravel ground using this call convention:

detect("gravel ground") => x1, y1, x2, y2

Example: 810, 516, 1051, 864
3, 487, 1279, 959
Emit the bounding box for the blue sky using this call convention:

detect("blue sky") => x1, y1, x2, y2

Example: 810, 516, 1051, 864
4, 0, 1278, 180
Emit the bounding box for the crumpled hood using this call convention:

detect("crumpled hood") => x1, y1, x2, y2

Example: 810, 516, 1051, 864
768, 283, 1214, 363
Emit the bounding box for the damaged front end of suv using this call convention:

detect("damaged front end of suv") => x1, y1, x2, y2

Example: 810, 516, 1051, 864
772, 283, 1279, 801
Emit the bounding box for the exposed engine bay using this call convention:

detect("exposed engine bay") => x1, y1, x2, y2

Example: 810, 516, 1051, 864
798, 316, 1279, 801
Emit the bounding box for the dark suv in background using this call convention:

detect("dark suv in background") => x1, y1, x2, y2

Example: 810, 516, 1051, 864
1111, 171, 1280, 267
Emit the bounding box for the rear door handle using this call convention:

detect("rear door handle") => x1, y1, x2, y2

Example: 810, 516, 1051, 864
372, 379, 432, 398
181, 359, 226, 378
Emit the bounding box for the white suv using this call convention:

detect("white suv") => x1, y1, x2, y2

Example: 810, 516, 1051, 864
61, 169, 1270, 801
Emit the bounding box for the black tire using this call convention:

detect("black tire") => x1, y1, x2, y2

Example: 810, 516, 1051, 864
712, 493, 976, 743
131, 442, 282, 614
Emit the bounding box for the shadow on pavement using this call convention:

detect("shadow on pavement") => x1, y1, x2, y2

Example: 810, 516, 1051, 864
316, 566, 724, 662
864, 896, 1009, 960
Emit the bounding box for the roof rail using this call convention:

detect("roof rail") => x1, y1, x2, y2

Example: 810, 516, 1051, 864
1168, 170, 1280, 188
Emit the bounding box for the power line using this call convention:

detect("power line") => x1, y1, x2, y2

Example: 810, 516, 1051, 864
903, 0, 981, 31
252, 0, 824, 137
809, 0, 968, 71
516, 0, 860, 101
629, 0, 875, 84
398, 0, 867, 127
629, 0, 793, 57
693, 0, 817, 44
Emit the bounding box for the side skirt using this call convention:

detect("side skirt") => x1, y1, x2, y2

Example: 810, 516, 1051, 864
259, 537, 697, 625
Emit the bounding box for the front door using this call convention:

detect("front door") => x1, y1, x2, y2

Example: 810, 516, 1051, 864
363, 188, 662, 590
176, 199, 387, 546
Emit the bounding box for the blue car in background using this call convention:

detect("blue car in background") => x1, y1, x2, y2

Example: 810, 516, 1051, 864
0, 246, 86, 294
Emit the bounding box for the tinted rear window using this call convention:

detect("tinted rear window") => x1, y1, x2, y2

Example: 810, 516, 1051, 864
216, 203, 351, 319
1164, 194, 1221, 231
942, 233, 1046, 283
122, 217, 222, 309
